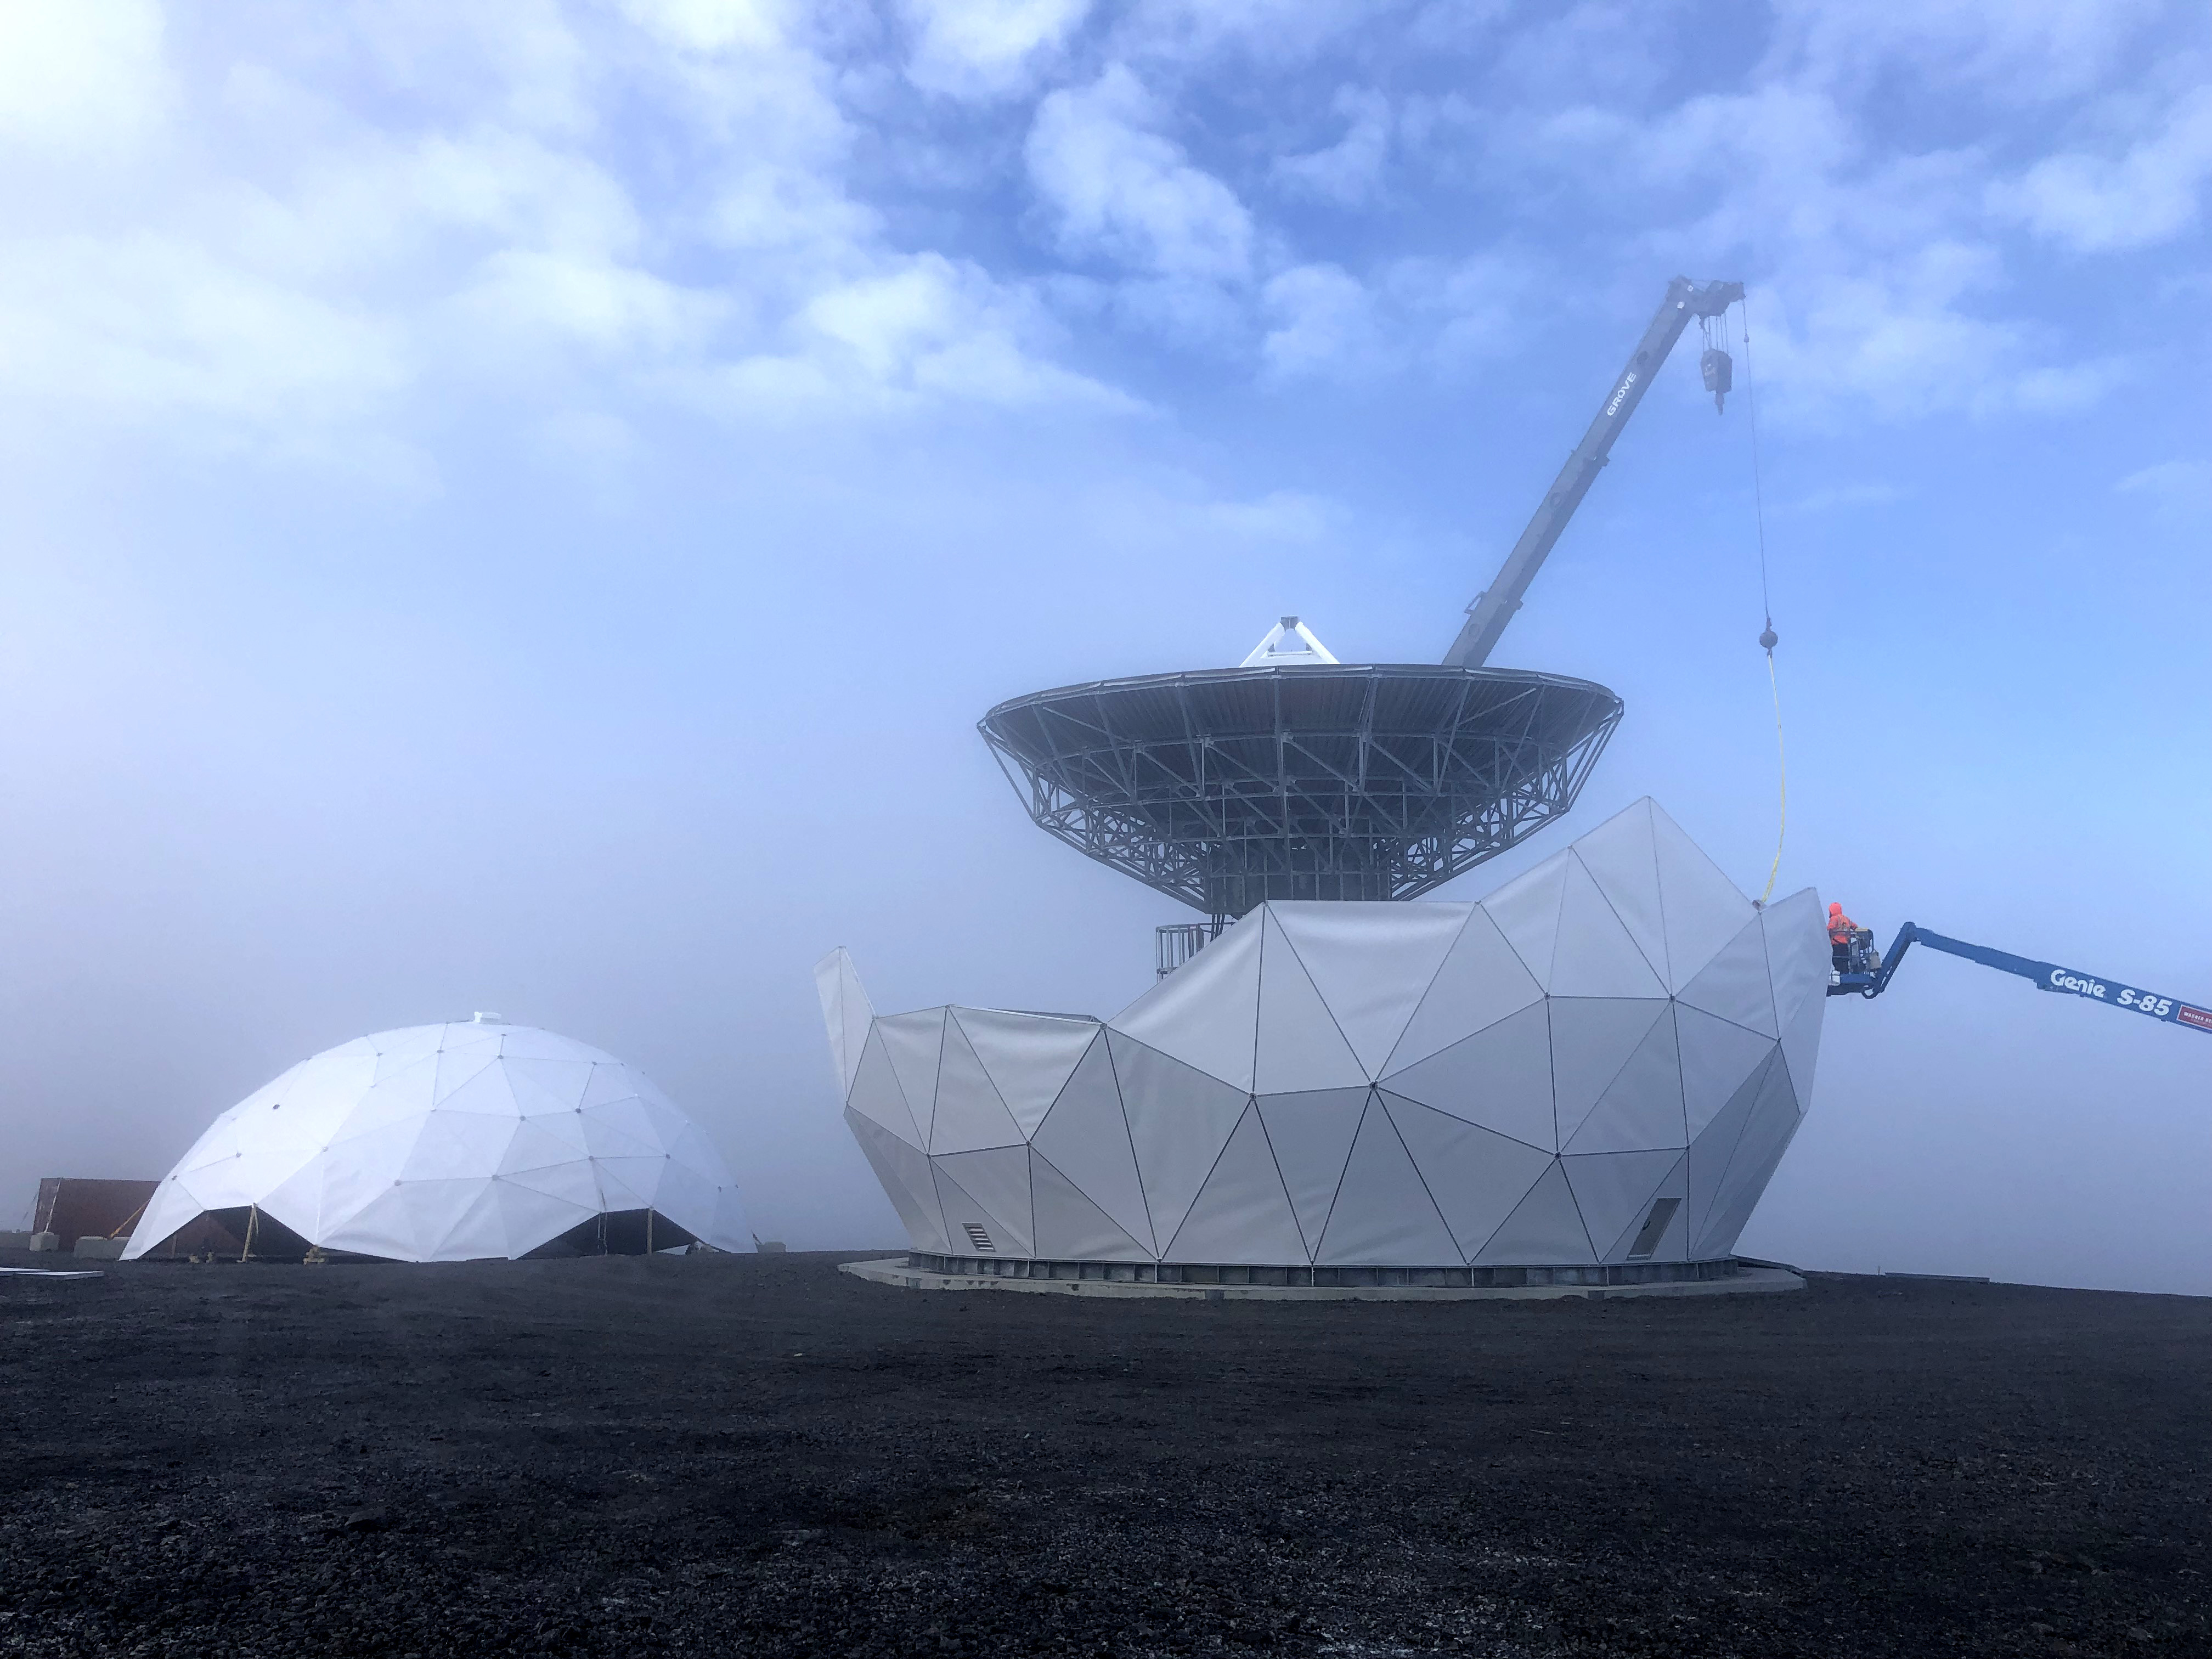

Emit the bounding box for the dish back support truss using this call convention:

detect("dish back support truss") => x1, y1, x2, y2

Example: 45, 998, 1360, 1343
979, 663, 1622, 921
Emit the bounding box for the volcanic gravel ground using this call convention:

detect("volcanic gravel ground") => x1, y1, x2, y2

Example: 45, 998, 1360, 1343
1, 1250, 2205, 1658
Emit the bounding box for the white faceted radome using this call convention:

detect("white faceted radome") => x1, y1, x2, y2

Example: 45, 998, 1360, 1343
125, 1022, 753, 1262
821, 798, 1829, 1269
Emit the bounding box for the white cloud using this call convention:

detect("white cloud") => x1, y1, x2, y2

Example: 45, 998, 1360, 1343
1770, 0, 2168, 103
0, 1, 1131, 458
2117, 458, 2212, 521
1026, 64, 1254, 283
902, 0, 1091, 99
0, 0, 168, 154
1994, 87, 2212, 252
1273, 87, 1391, 206
1260, 263, 1385, 381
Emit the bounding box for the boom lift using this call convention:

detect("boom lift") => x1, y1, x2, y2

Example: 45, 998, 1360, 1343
1831, 924, 2211, 1036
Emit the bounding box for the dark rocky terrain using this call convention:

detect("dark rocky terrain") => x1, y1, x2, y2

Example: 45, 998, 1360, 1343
1, 1248, 2204, 1657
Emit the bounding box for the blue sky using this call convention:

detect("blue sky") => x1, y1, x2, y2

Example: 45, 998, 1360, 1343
2, 0, 2207, 1288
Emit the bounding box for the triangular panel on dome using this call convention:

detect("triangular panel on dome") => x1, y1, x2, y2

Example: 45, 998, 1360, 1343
369, 1028, 441, 1081
846, 1028, 924, 1149
313, 1118, 425, 1233
1381, 906, 1543, 1075
580, 1099, 668, 1163
1264, 902, 1467, 1079
1561, 1148, 1683, 1263
1030, 1150, 1150, 1261
1567, 800, 1669, 983
1650, 803, 1757, 991
935, 1146, 1035, 1257
1693, 1050, 1804, 1259
329, 1062, 438, 1143
498, 1027, 611, 1064
1762, 887, 1829, 1103
431, 1060, 522, 1120
1314, 1098, 1460, 1266
1469, 1159, 1595, 1265
427, 1181, 514, 1261
1548, 856, 1668, 998
490, 1176, 599, 1257
954, 1010, 1101, 1137
846, 1108, 950, 1255
1684, 1048, 1777, 1250
1481, 851, 1573, 990
592, 1156, 667, 1217
1562, 1006, 1688, 1154
1674, 1004, 1778, 1141
504, 1057, 594, 1118
1379, 1001, 1556, 1151
431, 1036, 501, 1105
1254, 912, 1369, 1094
933, 1158, 1033, 1260
876, 1009, 950, 1149
1592, 1151, 1688, 1262
927, 1017, 1028, 1155
1548, 997, 1671, 1150
1380, 1092, 1556, 1261
1108, 1032, 1250, 1250
497, 1114, 589, 1175
254, 1163, 331, 1246
813, 947, 876, 1096
1252, 1087, 1368, 1255
1678, 915, 1779, 1037
580, 1062, 645, 1111
1030, 1036, 1154, 1252
329, 1178, 470, 1261
1164, 1104, 1308, 1264
1110, 911, 1264, 1092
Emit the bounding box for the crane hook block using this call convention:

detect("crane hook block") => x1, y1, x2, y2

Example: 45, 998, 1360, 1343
1701, 346, 1734, 413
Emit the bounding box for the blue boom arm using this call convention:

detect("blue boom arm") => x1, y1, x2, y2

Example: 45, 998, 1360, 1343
1833, 922, 2212, 1037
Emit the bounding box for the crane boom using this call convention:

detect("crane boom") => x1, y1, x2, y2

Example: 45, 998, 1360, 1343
1833, 922, 2212, 1037
1444, 275, 1744, 669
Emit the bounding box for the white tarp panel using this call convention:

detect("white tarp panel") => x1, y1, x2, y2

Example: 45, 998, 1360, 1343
1313, 1099, 1459, 1265
875, 1010, 950, 1150
1561, 1008, 1687, 1155
1379, 1093, 1556, 1261
1029, 1037, 1155, 1251
1110, 912, 1264, 1092
1377, 1001, 1558, 1151
1548, 997, 1672, 1151
831, 797, 1820, 1269
926, 1018, 1028, 1155
1164, 1105, 1308, 1263
1470, 1160, 1596, 1265
1252, 1087, 1369, 1254
1030, 1149, 1150, 1260
1107, 1032, 1249, 1250
813, 947, 876, 1096
126, 1022, 752, 1262
1253, 913, 1369, 1094
1566, 802, 1671, 984
955, 1010, 1101, 1137
1265, 902, 1465, 1078
1381, 907, 1543, 1075
1762, 887, 1830, 1101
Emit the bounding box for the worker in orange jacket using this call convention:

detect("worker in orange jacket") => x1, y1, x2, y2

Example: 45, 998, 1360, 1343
1828, 901, 1859, 970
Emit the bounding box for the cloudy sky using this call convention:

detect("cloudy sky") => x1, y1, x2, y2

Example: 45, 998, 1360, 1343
3, 0, 2206, 1289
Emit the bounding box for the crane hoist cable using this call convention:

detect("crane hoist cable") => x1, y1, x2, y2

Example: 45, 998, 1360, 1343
1734, 300, 1786, 905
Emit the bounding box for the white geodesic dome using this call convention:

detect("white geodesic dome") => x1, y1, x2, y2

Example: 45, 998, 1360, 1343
819, 798, 1828, 1272
125, 1022, 752, 1261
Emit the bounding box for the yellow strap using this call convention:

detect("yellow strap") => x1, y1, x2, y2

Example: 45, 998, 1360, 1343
1759, 650, 1787, 904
